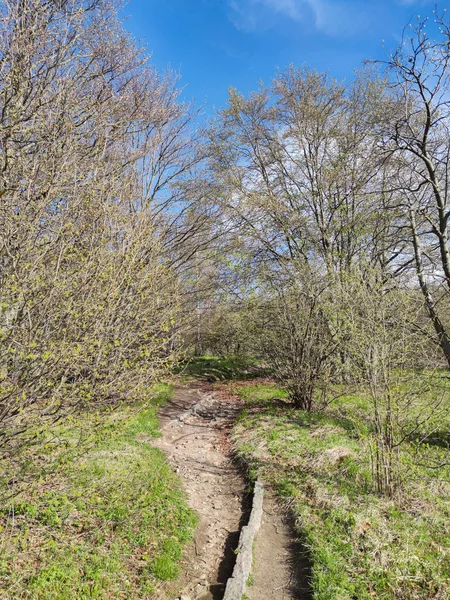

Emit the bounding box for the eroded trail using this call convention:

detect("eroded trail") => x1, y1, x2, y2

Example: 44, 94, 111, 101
154, 383, 308, 600
247, 493, 312, 599
154, 384, 247, 600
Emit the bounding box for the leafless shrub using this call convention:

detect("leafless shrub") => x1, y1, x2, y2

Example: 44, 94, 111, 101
0, 0, 197, 495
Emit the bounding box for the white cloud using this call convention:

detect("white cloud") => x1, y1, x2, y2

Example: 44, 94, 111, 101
227, 0, 370, 37
260, 0, 302, 19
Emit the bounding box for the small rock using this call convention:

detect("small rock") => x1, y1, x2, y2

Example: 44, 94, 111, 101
195, 581, 209, 594
323, 446, 354, 465
179, 595, 192, 600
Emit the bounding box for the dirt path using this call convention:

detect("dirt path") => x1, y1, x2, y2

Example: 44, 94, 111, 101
154, 383, 307, 600
246, 493, 312, 600
154, 383, 248, 600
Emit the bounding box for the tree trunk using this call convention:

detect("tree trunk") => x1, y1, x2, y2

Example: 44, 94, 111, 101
410, 209, 450, 368
290, 382, 314, 411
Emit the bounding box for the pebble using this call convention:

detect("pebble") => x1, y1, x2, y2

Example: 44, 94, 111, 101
195, 582, 209, 595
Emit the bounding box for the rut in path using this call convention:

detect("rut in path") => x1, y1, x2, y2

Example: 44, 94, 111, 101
154, 383, 310, 600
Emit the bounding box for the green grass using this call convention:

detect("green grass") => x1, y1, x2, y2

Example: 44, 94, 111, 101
174, 354, 268, 382
232, 381, 289, 404
232, 381, 450, 600
0, 383, 197, 599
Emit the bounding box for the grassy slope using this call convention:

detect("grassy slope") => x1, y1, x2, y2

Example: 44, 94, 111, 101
0, 384, 197, 599
230, 381, 450, 600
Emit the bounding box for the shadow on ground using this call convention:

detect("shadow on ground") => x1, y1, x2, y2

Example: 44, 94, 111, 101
285, 514, 314, 600
175, 356, 270, 383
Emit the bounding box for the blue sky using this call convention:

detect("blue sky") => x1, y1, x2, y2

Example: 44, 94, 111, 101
123, 0, 438, 112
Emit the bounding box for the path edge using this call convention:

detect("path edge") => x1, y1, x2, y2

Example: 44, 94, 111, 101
223, 479, 264, 600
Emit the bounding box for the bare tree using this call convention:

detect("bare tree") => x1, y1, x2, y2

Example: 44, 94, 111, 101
204, 67, 395, 401
381, 11, 450, 366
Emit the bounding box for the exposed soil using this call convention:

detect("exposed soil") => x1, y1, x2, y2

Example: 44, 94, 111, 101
154, 383, 308, 600
247, 493, 313, 600
154, 383, 249, 600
